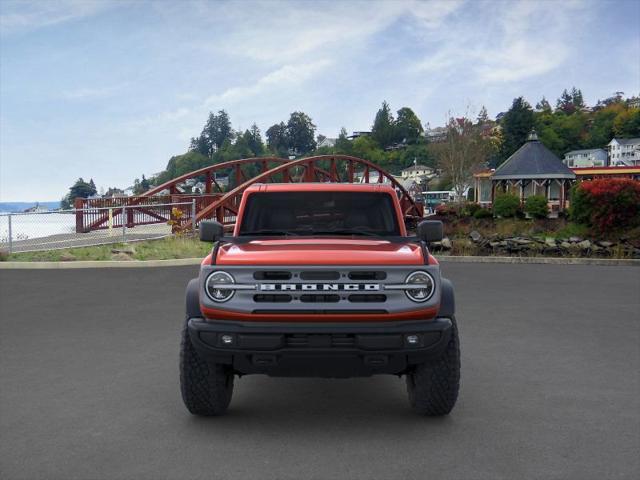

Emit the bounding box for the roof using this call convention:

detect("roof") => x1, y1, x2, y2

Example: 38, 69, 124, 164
609, 138, 640, 146
564, 148, 607, 156
402, 164, 433, 172
572, 166, 640, 175
244, 183, 397, 194
493, 132, 576, 180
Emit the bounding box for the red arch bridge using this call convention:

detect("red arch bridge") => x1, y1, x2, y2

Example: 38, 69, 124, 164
75, 155, 424, 234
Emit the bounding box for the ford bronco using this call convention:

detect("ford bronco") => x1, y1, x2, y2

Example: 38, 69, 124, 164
180, 183, 460, 416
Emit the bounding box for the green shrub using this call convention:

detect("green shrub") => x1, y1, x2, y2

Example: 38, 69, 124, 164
461, 202, 481, 217
493, 193, 521, 218
524, 195, 549, 219
473, 208, 493, 219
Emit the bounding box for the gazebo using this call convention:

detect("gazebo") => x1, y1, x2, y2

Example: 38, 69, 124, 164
474, 131, 576, 216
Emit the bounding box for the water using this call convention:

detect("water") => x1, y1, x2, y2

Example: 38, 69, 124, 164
0, 212, 76, 243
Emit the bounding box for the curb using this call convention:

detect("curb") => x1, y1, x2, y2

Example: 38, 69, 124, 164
1, 256, 639, 269
0, 258, 202, 269
437, 256, 640, 266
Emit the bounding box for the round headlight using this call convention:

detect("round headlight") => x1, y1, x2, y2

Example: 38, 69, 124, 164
205, 271, 235, 302
405, 271, 435, 302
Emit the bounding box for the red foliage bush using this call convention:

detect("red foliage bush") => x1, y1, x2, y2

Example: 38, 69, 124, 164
570, 178, 640, 233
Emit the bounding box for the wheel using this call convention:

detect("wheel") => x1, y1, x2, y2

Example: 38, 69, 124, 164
406, 316, 460, 416
180, 318, 234, 416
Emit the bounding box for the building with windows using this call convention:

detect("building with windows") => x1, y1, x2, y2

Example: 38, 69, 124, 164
564, 148, 608, 168
401, 164, 435, 181
608, 138, 640, 166
473, 131, 575, 216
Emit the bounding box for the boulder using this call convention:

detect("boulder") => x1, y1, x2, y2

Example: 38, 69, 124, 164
440, 237, 453, 250
577, 240, 591, 250
569, 236, 582, 243
469, 230, 483, 243
545, 237, 556, 247
597, 241, 614, 248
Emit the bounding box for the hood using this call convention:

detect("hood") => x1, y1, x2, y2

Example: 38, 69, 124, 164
214, 238, 424, 265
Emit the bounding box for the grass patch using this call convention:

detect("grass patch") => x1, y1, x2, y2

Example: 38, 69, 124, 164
4, 235, 212, 262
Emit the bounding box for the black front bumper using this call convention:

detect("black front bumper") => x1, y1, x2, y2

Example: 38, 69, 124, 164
188, 317, 453, 378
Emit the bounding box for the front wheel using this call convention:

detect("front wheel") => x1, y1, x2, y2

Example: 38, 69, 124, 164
180, 318, 234, 416
406, 317, 460, 416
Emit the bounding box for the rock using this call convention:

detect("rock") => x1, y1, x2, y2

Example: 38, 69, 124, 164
59, 252, 76, 261
440, 237, 452, 250
545, 237, 556, 247
469, 230, 482, 243
597, 241, 614, 248
577, 240, 591, 249
489, 241, 502, 248
111, 252, 134, 261
513, 238, 533, 245
560, 241, 573, 249
569, 236, 582, 243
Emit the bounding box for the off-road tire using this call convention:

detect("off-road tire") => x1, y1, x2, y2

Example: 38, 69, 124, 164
180, 318, 234, 416
406, 316, 460, 416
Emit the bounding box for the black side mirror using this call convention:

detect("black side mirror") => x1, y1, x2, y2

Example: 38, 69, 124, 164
417, 220, 443, 243
199, 220, 224, 242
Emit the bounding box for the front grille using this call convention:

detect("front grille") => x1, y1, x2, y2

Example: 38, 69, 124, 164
348, 271, 387, 280
254, 271, 292, 280
300, 271, 340, 280
300, 294, 340, 303
348, 294, 387, 303
254, 294, 292, 303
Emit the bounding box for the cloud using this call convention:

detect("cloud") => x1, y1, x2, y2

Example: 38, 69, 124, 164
412, 0, 585, 84
205, 60, 333, 105
0, 0, 116, 35
62, 83, 126, 100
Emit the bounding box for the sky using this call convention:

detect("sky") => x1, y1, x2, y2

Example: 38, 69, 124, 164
0, 0, 639, 202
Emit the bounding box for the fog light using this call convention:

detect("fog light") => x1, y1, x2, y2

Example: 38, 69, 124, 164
220, 334, 234, 345
406, 334, 420, 345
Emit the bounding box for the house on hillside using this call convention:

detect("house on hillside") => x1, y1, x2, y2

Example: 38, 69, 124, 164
563, 148, 608, 168
347, 131, 371, 140
317, 137, 337, 148
401, 163, 435, 182
473, 130, 576, 217
608, 138, 640, 166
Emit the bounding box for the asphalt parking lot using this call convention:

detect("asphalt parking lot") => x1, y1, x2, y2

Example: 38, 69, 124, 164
1, 263, 639, 480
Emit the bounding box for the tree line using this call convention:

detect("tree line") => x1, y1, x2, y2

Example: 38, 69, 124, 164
61, 88, 640, 204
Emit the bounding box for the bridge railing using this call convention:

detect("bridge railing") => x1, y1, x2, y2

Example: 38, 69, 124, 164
74, 194, 222, 233
0, 201, 196, 254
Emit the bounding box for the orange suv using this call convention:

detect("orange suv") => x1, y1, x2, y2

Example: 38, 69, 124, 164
180, 183, 460, 415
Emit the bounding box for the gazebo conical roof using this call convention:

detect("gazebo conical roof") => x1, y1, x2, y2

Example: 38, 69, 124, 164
493, 131, 576, 180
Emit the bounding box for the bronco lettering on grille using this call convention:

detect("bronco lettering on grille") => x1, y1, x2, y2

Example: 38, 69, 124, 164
260, 284, 380, 291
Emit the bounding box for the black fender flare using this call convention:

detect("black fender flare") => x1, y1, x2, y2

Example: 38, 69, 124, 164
186, 278, 203, 318
438, 277, 455, 318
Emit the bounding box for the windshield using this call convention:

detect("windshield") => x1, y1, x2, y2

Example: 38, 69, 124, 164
238, 191, 401, 237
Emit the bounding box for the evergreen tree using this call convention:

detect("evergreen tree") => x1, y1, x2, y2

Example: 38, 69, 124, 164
335, 127, 352, 154
244, 123, 264, 156
477, 106, 490, 124
571, 87, 585, 110
200, 110, 233, 155
535, 97, 552, 113
371, 101, 395, 148
556, 89, 576, 114
499, 97, 535, 163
